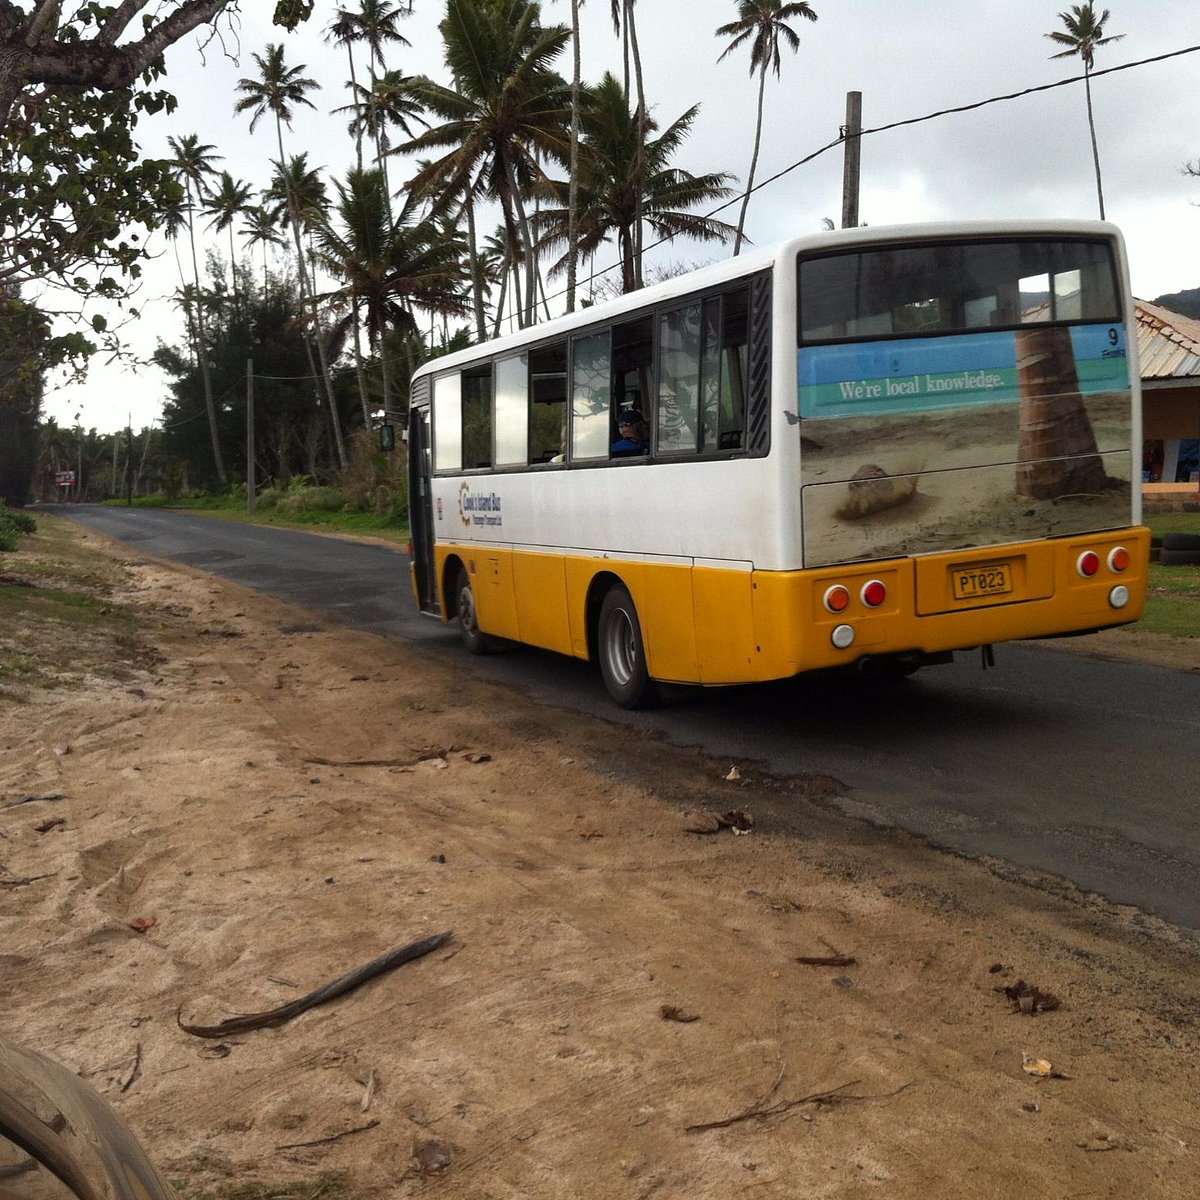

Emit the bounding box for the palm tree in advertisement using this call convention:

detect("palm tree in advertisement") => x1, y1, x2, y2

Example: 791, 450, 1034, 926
1014, 325, 1108, 499
716, 1, 818, 256
1045, 3, 1124, 220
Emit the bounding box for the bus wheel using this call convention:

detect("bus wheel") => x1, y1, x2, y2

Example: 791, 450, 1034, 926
455, 565, 489, 655
598, 586, 658, 709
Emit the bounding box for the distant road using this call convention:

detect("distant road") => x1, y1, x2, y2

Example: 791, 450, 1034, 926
51, 505, 1200, 932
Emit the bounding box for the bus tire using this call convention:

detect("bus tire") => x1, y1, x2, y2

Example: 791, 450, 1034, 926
454, 565, 489, 654
597, 586, 658, 709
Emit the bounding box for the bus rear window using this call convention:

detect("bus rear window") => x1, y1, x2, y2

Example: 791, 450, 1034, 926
798, 238, 1121, 343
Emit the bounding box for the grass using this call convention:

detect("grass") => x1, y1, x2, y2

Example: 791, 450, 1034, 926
107, 494, 411, 544
0, 516, 148, 700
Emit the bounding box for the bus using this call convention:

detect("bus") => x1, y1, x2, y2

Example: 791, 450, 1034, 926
406, 220, 1148, 708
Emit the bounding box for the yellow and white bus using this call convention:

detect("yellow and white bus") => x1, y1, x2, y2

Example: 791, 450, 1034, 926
407, 220, 1148, 707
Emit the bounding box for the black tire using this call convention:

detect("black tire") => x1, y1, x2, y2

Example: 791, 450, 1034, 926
597, 586, 658, 709
1162, 532, 1200, 553
1159, 548, 1200, 566
454, 565, 489, 654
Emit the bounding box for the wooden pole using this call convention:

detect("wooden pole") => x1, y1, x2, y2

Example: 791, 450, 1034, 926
841, 91, 862, 230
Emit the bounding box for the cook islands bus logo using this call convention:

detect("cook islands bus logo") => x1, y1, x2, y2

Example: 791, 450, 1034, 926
457, 482, 504, 528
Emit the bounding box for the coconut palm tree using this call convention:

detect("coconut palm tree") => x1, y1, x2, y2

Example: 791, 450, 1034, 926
313, 167, 470, 422
717, 1, 818, 255
166, 133, 226, 485
203, 171, 255, 302
1045, 3, 1124, 220
402, 0, 572, 329
235, 47, 349, 468
533, 73, 737, 294
241, 204, 285, 293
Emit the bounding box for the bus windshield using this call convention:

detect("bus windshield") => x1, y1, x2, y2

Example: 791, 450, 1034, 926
798, 238, 1121, 343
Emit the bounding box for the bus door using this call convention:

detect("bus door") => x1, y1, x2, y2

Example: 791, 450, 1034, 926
408, 405, 439, 614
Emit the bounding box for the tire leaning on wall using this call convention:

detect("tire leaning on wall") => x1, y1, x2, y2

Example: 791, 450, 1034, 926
1159, 533, 1200, 566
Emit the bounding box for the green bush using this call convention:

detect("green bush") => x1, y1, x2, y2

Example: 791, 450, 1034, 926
0, 502, 36, 550
275, 486, 347, 515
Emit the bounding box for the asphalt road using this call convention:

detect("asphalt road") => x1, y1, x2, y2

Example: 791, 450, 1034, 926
49, 505, 1200, 932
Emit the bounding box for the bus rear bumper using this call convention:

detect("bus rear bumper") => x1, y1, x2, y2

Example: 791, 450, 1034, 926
749, 527, 1150, 679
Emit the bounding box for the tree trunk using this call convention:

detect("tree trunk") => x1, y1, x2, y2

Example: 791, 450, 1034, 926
733, 64, 768, 257
1015, 325, 1108, 499
185, 185, 227, 486
1084, 65, 1106, 221
566, 0, 581, 312
464, 190, 487, 340
626, 0, 646, 289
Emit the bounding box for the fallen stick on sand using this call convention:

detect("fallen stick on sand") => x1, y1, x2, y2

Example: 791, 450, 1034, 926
177, 930, 453, 1038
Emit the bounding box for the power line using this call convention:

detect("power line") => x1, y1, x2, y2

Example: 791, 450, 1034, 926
568, 43, 1200, 298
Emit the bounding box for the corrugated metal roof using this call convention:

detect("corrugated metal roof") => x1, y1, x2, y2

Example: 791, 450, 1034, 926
1135, 298, 1200, 381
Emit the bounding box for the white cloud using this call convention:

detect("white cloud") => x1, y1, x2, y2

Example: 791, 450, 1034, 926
41, 0, 1200, 432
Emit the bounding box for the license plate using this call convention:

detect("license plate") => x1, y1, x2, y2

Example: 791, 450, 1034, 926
952, 563, 1013, 600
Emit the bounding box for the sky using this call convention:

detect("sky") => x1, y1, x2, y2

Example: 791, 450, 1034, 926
37, 0, 1200, 434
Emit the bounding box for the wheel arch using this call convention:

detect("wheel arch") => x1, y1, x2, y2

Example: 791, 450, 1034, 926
584, 570, 626, 667
440, 552, 467, 623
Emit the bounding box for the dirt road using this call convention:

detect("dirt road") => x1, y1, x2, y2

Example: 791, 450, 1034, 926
2, 521, 1197, 1198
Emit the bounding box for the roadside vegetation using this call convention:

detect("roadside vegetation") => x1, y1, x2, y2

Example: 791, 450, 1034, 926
0, 514, 153, 702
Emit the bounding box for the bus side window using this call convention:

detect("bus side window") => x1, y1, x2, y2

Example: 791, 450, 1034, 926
716, 287, 748, 450
433, 372, 462, 472
529, 341, 568, 463
571, 330, 612, 459
494, 354, 529, 467
657, 303, 702, 454
462, 365, 493, 469
611, 316, 654, 451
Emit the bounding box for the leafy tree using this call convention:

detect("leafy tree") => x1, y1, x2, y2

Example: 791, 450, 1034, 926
533, 73, 736, 293
0, 3, 315, 381
0, 287, 45, 506
1046, 3, 1124, 220
156, 277, 336, 489
403, 0, 572, 328
716, 1, 818, 254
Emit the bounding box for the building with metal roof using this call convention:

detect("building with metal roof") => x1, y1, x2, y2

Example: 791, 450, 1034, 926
1137, 298, 1200, 506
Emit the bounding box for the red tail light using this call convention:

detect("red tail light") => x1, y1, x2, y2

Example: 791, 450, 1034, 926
861, 579, 887, 607
1076, 551, 1100, 577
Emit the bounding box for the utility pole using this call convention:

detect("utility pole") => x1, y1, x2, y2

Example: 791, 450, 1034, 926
246, 358, 256, 515
841, 90, 862, 230
124, 417, 133, 505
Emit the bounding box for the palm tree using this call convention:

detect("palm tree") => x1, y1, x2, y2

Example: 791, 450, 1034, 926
533, 73, 737, 293
402, 0, 572, 329
717, 1, 818, 255
203, 171, 254, 301
1045, 3, 1124, 220
166, 133, 227, 485
313, 168, 470, 423
242, 204, 285, 293
235, 46, 348, 469
331, 1, 413, 199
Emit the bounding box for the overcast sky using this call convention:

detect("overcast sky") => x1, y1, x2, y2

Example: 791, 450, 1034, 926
40, 0, 1200, 433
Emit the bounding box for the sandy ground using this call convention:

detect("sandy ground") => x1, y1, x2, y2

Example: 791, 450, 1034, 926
2, 524, 1199, 1199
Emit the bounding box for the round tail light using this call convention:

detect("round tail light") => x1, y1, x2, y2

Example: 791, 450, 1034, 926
860, 579, 887, 608
1107, 547, 1130, 572
823, 585, 851, 613
1076, 551, 1100, 577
